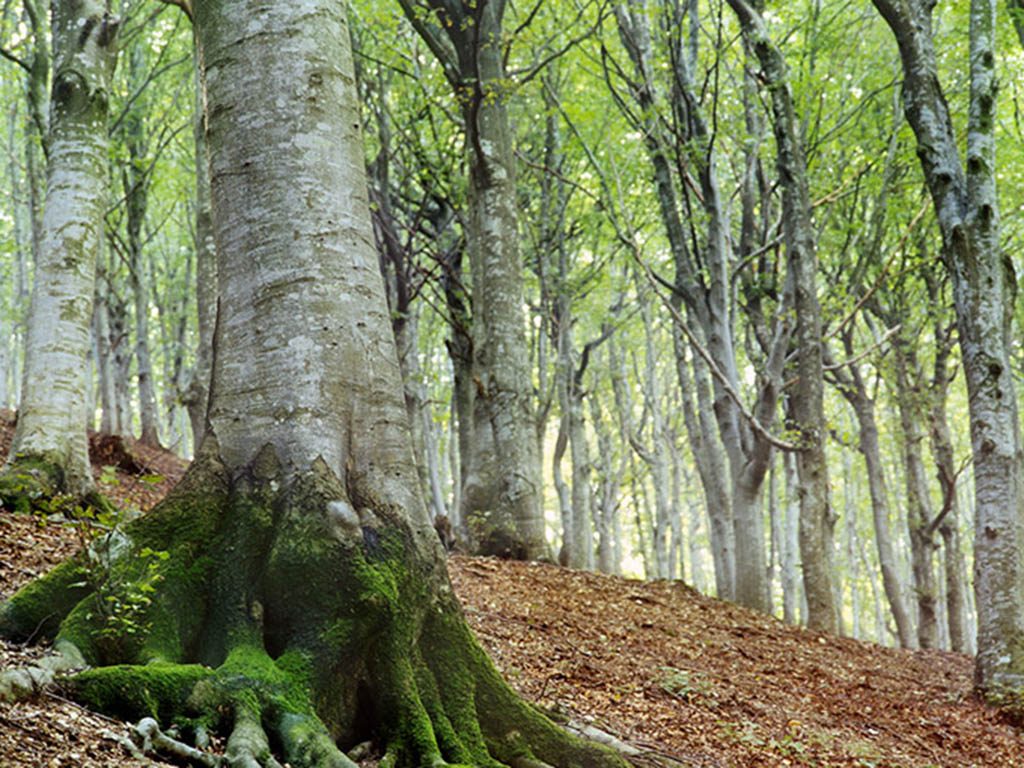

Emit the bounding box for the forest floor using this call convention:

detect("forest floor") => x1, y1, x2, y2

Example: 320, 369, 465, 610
1, 415, 1022, 766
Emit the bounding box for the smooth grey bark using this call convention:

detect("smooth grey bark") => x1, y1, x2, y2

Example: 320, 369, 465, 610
674, 328, 734, 598
629, 300, 674, 579
201, 2, 409, 485
397, 0, 547, 561
119, 41, 161, 448
843, 454, 861, 640
728, 0, 836, 633
591, 390, 624, 575
928, 316, 969, 653
185, 38, 216, 455
828, 332, 916, 648
542, 89, 595, 571
19, 0, 48, 268
5, 0, 119, 498
612, 342, 653, 577
781, 450, 802, 625
360, 64, 444, 521
891, 335, 939, 649
93, 250, 117, 435
871, 0, 1023, 697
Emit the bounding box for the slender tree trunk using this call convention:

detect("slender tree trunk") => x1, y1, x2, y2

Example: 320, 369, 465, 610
729, 0, 836, 633
591, 393, 622, 575
22, 0, 49, 269
2, 0, 119, 503
93, 257, 117, 435
781, 450, 801, 625
674, 329, 735, 598
925, 274, 969, 654
638, 304, 673, 579
892, 339, 939, 649
186, 45, 216, 454
831, 335, 916, 647
397, 0, 547, 560
844, 455, 861, 639
928, 313, 969, 653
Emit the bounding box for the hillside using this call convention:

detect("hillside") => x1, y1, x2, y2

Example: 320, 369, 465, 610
0, 420, 1021, 766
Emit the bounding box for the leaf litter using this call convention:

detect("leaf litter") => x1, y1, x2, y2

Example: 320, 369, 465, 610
0, 413, 1021, 766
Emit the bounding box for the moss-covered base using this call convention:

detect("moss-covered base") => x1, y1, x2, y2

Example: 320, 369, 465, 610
0, 454, 112, 518
1, 445, 626, 768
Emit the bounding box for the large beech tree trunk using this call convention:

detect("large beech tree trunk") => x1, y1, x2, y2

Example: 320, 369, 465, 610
1, 0, 118, 507
871, 0, 1024, 699
0, 4, 623, 766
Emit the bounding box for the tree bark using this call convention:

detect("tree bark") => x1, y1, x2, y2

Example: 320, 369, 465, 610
728, 0, 836, 633
871, 0, 1024, 698
832, 342, 916, 647
185, 39, 216, 455
0, 5, 626, 766
120, 42, 161, 449
930, 343, 969, 653
2, 0, 119, 506
397, 0, 547, 561
891, 336, 939, 649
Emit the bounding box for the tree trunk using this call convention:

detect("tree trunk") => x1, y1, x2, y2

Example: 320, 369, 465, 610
591, 392, 623, 575
872, 0, 1024, 698
0, 5, 625, 766
185, 44, 216, 455
933, 348, 970, 655
1, 0, 119, 507
674, 328, 735, 598
781, 444, 801, 625
728, 0, 836, 633
93, 254, 117, 435
891, 338, 939, 649
830, 334, 916, 648
396, 0, 546, 560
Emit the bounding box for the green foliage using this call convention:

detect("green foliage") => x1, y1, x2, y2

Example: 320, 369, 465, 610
656, 666, 713, 702
88, 545, 170, 661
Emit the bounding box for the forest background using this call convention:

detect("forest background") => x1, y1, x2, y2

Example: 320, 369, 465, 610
1, 0, 1023, 661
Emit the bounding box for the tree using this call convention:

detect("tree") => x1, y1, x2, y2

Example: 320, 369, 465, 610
870, 0, 1023, 699
726, 0, 837, 633
0, 0, 119, 509
0, 2, 625, 765
396, 0, 549, 561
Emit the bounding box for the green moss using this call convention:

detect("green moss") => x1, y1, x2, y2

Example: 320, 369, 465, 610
70, 662, 212, 723
1, 555, 91, 641
0, 456, 63, 515
8, 451, 630, 768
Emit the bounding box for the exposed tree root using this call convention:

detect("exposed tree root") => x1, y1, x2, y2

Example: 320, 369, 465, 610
0, 447, 629, 768
0, 641, 84, 702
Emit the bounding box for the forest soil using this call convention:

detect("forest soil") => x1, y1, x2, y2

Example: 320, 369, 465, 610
0, 413, 1021, 766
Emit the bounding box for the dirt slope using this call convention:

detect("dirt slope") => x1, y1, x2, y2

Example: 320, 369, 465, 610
0, 415, 1021, 766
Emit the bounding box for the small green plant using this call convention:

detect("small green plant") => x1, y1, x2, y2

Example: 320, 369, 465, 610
657, 666, 712, 701
86, 541, 169, 660
98, 464, 120, 487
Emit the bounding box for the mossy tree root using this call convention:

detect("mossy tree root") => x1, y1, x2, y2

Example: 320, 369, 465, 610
0, 454, 114, 517
1, 450, 628, 768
